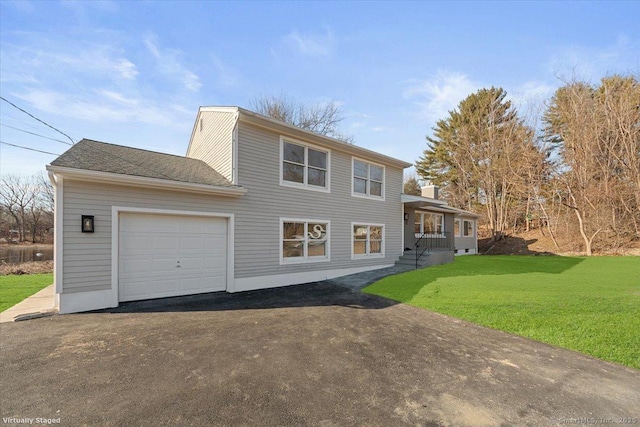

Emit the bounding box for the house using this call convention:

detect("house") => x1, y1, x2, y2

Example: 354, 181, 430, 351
47, 106, 477, 314
400, 185, 479, 268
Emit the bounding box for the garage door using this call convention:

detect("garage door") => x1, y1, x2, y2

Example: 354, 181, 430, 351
119, 213, 227, 302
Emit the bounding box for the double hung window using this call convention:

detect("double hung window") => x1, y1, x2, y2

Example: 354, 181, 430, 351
281, 220, 329, 263
352, 159, 384, 199
281, 139, 329, 191
352, 224, 384, 258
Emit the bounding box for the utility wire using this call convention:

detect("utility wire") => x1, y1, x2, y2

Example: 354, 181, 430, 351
0, 96, 75, 145
0, 140, 61, 156
0, 110, 52, 133
0, 123, 73, 145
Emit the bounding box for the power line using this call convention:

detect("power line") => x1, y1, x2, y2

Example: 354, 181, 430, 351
0, 110, 53, 133
0, 123, 73, 145
0, 96, 75, 145
0, 141, 61, 156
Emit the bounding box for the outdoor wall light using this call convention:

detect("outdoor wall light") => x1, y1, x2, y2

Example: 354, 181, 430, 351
404, 213, 409, 221
81, 215, 95, 233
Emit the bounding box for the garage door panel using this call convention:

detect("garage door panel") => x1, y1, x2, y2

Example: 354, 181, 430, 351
179, 236, 206, 251
121, 278, 179, 300
119, 213, 227, 302
202, 256, 226, 269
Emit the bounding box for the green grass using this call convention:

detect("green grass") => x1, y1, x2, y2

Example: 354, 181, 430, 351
0, 273, 53, 312
364, 256, 640, 369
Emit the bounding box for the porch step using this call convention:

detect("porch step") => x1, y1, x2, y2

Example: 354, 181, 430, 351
395, 250, 455, 269
395, 252, 432, 268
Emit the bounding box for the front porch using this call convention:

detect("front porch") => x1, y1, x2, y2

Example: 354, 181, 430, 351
401, 192, 458, 269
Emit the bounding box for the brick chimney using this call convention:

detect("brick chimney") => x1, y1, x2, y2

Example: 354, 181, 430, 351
421, 185, 438, 199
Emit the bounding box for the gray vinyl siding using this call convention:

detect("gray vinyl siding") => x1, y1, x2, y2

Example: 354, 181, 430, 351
235, 123, 403, 273
61, 122, 404, 294
186, 111, 235, 181
61, 180, 242, 293
454, 217, 477, 252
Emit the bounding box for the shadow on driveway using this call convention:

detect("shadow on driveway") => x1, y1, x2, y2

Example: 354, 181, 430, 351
96, 281, 398, 314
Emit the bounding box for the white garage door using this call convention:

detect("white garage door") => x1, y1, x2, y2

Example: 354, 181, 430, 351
119, 213, 227, 302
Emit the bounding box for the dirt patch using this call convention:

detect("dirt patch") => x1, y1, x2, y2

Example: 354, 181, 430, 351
0, 260, 53, 276
478, 229, 640, 256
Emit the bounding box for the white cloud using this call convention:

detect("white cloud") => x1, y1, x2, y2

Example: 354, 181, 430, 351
546, 36, 640, 82
283, 27, 335, 57
403, 71, 481, 123
508, 80, 557, 113
144, 36, 202, 92
16, 88, 189, 127
0, 39, 138, 83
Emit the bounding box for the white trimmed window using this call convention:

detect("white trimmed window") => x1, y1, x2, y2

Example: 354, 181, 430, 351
463, 220, 474, 237
281, 219, 329, 264
281, 138, 329, 191
352, 223, 384, 258
352, 158, 384, 199
454, 219, 461, 237
415, 212, 444, 236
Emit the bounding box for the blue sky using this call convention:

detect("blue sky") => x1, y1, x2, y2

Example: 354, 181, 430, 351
1, 0, 638, 177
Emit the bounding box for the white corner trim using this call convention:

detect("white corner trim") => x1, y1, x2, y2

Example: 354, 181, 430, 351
233, 264, 394, 292
111, 207, 236, 307
232, 114, 239, 185
49, 171, 63, 296
58, 289, 118, 314
46, 165, 247, 197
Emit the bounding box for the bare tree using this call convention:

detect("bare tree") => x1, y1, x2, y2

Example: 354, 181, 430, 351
0, 173, 54, 243
30, 173, 54, 243
250, 94, 354, 143
37, 172, 54, 213
0, 174, 37, 242
543, 75, 640, 254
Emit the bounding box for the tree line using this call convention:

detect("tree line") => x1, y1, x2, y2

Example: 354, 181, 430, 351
414, 74, 639, 255
0, 173, 54, 244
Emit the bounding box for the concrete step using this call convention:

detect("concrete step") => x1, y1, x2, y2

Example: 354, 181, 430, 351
395, 257, 431, 267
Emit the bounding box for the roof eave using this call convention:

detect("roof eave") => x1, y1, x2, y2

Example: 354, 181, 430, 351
236, 108, 412, 169
401, 194, 448, 205
46, 165, 247, 197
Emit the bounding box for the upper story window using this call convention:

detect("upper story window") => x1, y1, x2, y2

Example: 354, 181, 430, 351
352, 158, 384, 199
281, 138, 329, 192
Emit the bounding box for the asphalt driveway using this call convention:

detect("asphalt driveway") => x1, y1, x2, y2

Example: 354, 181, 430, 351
1, 282, 639, 426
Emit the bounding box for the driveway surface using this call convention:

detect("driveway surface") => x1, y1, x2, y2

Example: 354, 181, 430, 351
1, 282, 639, 426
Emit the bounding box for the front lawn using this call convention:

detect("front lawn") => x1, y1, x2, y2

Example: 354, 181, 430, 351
364, 256, 640, 369
0, 273, 53, 312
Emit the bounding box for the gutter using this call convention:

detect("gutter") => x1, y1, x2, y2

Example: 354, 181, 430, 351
46, 165, 248, 197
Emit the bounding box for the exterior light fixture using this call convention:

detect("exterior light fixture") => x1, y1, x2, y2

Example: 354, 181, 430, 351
81, 215, 95, 233
404, 213, 409, 221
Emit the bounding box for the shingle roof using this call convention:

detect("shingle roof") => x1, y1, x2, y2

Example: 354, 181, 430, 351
50, 139, 238, 188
